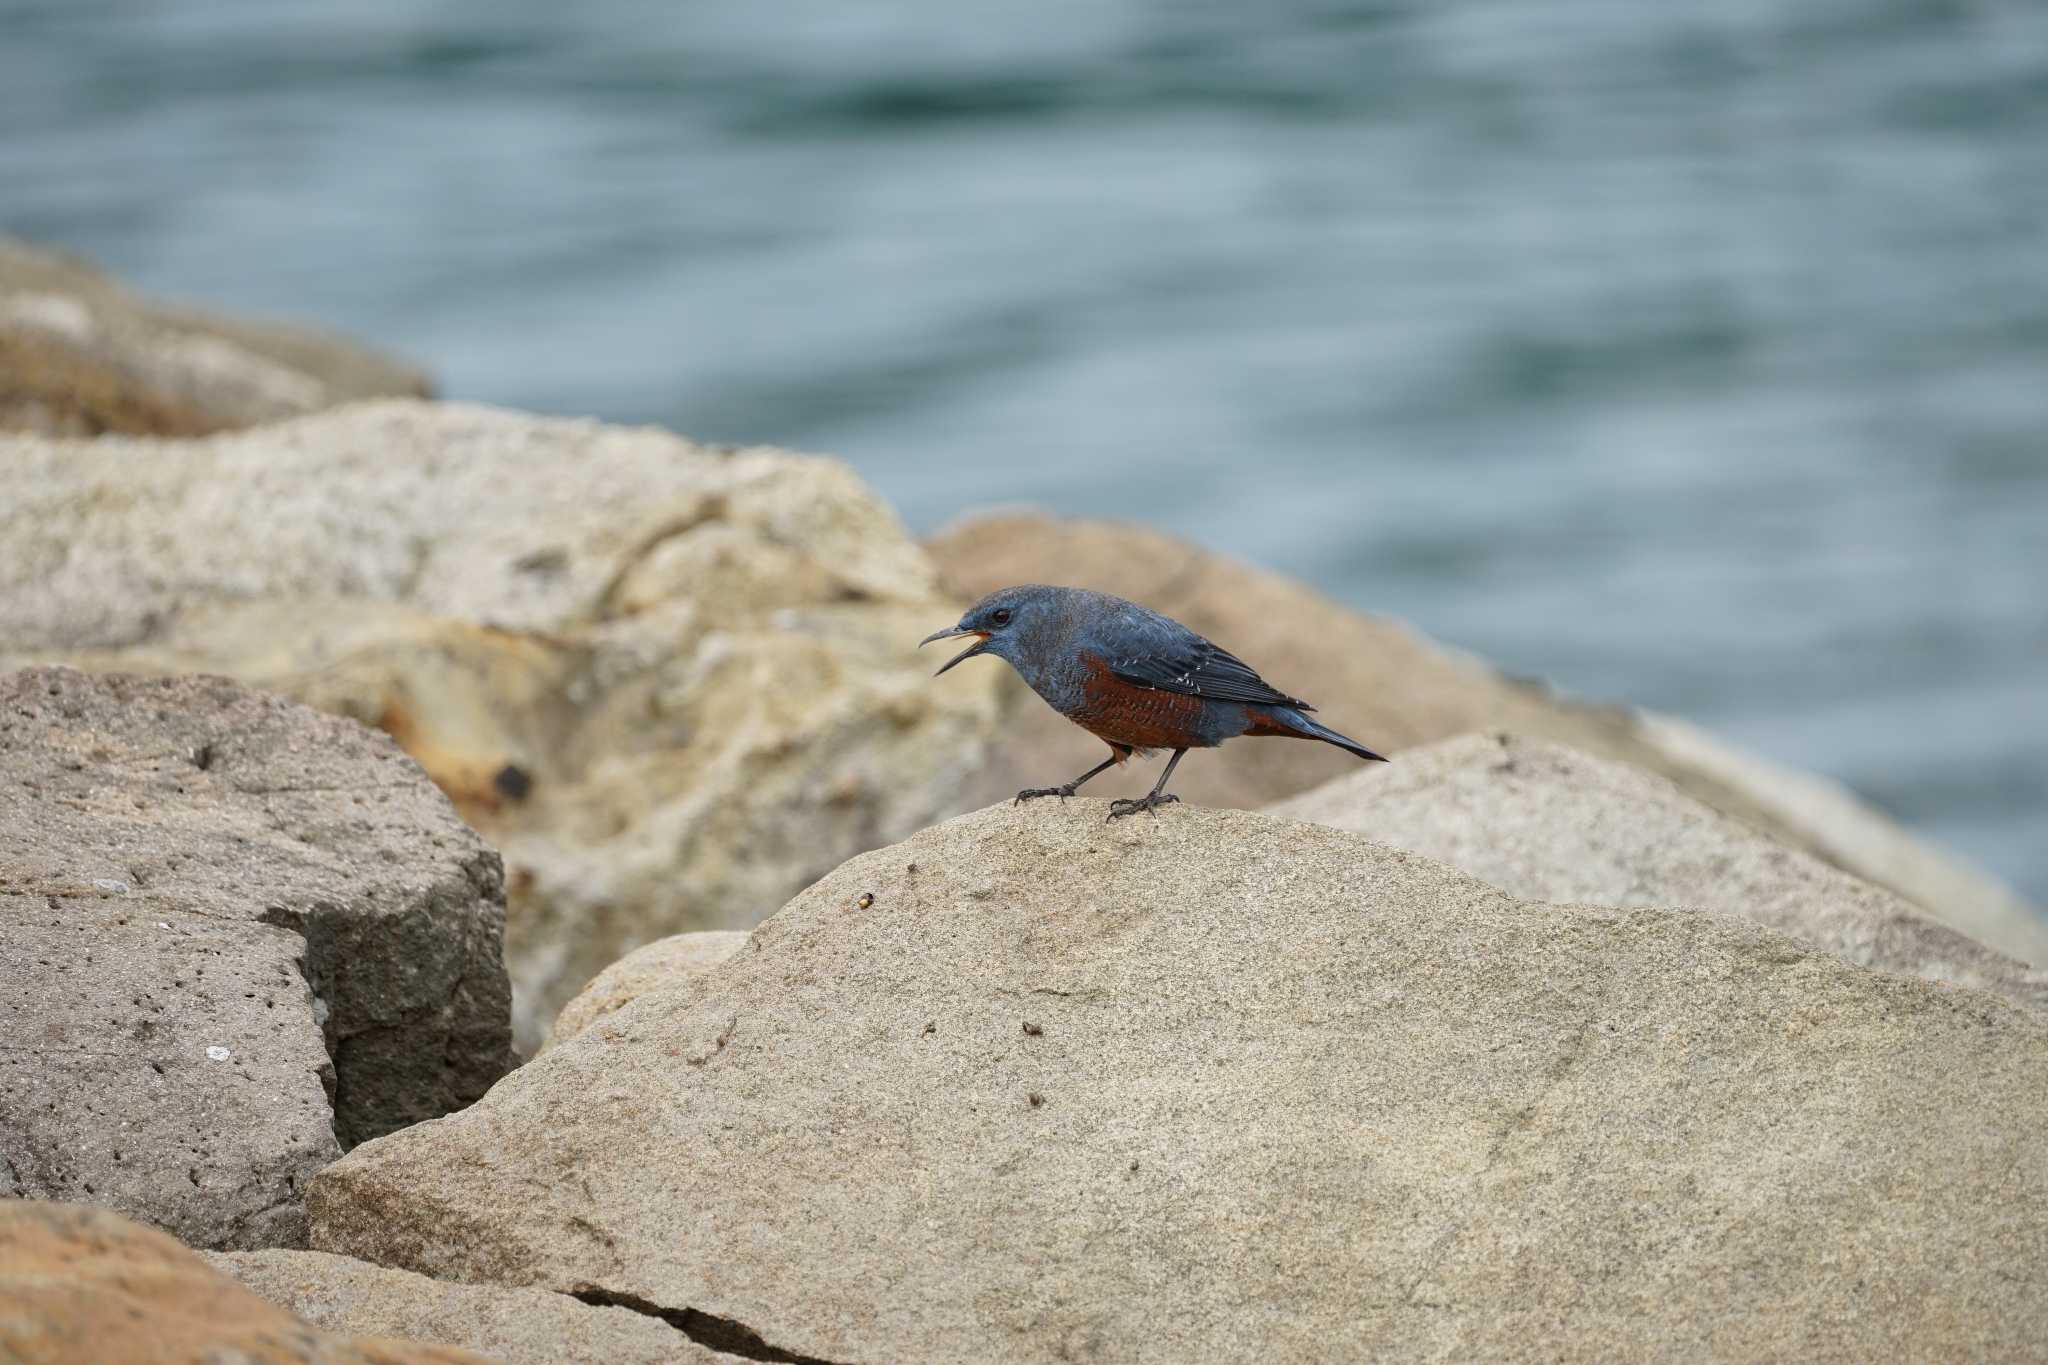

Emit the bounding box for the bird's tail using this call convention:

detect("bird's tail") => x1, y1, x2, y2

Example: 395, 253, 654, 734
1260, 707, 1387, 763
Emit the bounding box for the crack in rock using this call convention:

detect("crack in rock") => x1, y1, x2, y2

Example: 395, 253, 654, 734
590, 494, 731, 621
686, 1013, 739, 1066
1403, 1013, 1601, 1307
567, 1285, 853, 1365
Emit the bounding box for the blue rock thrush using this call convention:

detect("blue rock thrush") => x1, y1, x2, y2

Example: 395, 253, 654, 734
922, 584, 1386, 820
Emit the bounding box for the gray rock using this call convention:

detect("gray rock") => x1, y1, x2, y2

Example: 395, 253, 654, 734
309, 803, 2048, 1363
1636, 710, 2048, 967
210, 1249, 726, 1365
1267, 732, 2048, 1008
0, 400, 1007, 1050
1, 668, 510, 1249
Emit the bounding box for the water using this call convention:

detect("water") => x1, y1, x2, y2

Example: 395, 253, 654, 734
5, 0, 2044, 905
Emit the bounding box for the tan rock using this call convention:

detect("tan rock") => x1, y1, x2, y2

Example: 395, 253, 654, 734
1, 401, 1007, 1048
545, 931, 749, 1050
1635, 710, 2048, 967
309, 803, 2048, 1364
926, 510, 2048, 968
1269, 732, 2048, 1013
0, 1201, 490, 1365
1, 668, 510, 1249
0, 237, 430, 436
209, 1250, 725, 1365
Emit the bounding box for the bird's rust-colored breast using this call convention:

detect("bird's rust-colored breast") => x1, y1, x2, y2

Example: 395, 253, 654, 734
1069, 653, 1214, 750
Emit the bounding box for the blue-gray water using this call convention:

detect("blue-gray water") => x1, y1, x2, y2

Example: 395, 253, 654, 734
5, 1, 2044, 905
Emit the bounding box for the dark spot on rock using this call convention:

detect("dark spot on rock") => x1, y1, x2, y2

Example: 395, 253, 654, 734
1028, 1092, 1044, 1108
493, 763, 534, 801
1022, 1022, 1042, 1036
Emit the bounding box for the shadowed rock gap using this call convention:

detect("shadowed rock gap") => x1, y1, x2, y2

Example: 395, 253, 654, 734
258, 902, 347, 1135
568, 1285, 852, 1365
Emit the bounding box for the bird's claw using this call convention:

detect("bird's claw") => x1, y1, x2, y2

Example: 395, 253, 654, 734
1014, 783, 1077, 805
1106, 793, 1180, 822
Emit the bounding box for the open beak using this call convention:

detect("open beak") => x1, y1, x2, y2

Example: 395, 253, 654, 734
919, 625, 990, 676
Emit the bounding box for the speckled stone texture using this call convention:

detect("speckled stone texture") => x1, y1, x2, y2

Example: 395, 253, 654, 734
1, 668, 510, 1249
542, 930, 749, 1051
1269, 732, 2047, 1011
310, 803, 2048, 1363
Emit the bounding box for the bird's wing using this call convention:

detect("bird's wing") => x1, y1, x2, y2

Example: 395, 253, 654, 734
1106, 631, 1314, 711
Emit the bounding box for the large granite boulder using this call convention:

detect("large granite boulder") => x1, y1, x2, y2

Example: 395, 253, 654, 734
1268, 732, 2048, 1013
210, 1249, 722, 1365
308, 803, 2048, 1363
0, 401, 1007, 1048
0, 237, 430, 437
0, 668, 510, 1249
927, 510, 2048, 969
0, 1201, 489, 1365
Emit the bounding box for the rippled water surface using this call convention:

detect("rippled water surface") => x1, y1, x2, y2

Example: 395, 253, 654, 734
5, 0, 2044, 903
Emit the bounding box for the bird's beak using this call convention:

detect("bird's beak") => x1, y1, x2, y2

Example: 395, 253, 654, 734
919, 625, 990, 676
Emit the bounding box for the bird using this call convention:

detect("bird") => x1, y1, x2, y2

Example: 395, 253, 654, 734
921, 584, 1385, 821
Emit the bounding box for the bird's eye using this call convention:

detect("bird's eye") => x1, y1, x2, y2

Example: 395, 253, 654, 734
991, 608, 1012, 625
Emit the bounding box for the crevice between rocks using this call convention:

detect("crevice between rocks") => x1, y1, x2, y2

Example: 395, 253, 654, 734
256, 901, 346, 1145
567, 1285, 853, 1365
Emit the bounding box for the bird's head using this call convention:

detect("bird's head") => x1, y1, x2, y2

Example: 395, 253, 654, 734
919, 584, 1061, 675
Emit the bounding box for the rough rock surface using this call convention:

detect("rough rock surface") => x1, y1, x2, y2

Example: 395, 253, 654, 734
0, 1201, 490, 1365
0, 668, 510, 1249
210, 1249, 723, 1365
0, 401, 1007, 1048
1635, 710, 2048, 966
544, 931, 749, 1051
927, 510, 2048, 968
0, 236, 430, 436
1269, 732, 2048, 1013
309, 803, 2048, 1364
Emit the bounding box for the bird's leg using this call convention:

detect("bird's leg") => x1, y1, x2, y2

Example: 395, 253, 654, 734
1107, 748, 1187, 821
1015, 750, 1125, 805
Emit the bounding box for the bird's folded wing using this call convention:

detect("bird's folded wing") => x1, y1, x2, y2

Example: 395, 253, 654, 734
1108, 640, 1313, 710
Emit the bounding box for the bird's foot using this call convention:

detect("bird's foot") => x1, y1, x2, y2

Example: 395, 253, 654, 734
1014, 783, 1079, 805
1106, 793, 1180, 822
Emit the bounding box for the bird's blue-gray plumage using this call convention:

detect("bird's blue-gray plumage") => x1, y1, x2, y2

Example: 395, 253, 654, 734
922, 584, 1385, 817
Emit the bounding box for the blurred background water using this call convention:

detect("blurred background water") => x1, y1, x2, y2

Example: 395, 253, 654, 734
3, 0, 2043, 902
